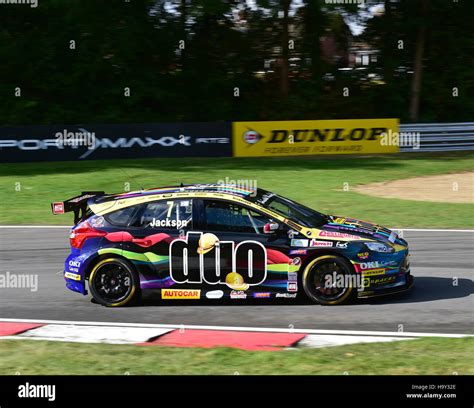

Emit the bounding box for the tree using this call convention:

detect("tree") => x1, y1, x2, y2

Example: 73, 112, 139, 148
409, 0, 429, 122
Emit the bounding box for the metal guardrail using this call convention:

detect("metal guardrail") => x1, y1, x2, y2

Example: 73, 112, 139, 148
400, 122, 474, 152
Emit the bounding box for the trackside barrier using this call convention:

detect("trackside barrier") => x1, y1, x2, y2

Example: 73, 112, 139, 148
400, 122, 474, 152
0, 121, 473, 162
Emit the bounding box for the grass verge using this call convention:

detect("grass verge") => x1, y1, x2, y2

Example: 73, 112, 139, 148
0, 153, 473, 227
0, 337, 472, 375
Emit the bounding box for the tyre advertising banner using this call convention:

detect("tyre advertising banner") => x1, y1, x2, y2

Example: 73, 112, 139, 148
0, 122, 231, 162
232, 118, 400, 157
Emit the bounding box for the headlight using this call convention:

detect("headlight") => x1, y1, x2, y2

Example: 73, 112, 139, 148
365, 242, 395, 253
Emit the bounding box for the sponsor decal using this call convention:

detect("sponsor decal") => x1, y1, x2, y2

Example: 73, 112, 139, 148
359, 261, 381, 270
253, 292, 271, 298
64, 272, 81, 281
310, 240, 333, 248
68, 260, 81, 273
230, 290, 247, 299
291, 257, 301, 265
361, 269, 386, 277
357, 252, 369, 259
52, 202, 64, 214
89, 216, 105, 228
0, 136, 190, 158
291, 239, 308, 247
169, 232, 266, 290
287, 229, 298, 239
275, 293, 297, 299
287, 282, 298, 292
329, 225, 376, 235
319, 230, 362, 240
354, 260, 397, 273
233, 119, 400, 157
288, 272, 298, 282
285, 219, 302, 231
68, 194, 98, 203
205, 290, 224, 299
149, 218, 189, 229
161, 289, 201, 299
243, 130, 262, 144
289, 249, 307, 255
363, 275, 397, 288
0, 122, 231, 161
335, 241, 348, 249
196, 138, 229, 144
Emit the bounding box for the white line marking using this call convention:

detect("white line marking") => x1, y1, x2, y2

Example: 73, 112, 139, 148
16, 324, 172, 344
0, 318, 471, 338
299, 335, 416, 348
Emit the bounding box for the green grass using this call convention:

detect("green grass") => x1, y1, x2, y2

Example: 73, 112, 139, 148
0, 153, 473, 227
0, 337, 472, 375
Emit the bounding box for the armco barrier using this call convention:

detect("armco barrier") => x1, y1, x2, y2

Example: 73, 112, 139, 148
400, 122, 474, 152
0, 122, 232, 162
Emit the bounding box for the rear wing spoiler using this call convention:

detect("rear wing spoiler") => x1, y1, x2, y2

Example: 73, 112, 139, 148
51, 191, 105, 224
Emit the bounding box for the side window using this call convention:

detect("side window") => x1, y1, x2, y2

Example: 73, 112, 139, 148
105, 205, 139, 227
203, 200, 272, 234
131, 199, 192, 230
267, 200, 293, 218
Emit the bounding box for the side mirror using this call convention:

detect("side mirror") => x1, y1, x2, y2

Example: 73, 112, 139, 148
263, 222, 279, 234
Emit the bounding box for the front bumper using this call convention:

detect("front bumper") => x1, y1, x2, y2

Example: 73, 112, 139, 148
357, 272, 414, 298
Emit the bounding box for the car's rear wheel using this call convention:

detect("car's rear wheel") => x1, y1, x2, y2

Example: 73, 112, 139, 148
88, 258, 140, 307
302, 255, 355, 305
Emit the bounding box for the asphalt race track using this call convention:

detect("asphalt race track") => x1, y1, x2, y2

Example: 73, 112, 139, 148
0, 228, 472, 334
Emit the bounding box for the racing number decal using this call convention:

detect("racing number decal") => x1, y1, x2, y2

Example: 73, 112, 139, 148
169, 232, 267, 287
166, 201, 174, 218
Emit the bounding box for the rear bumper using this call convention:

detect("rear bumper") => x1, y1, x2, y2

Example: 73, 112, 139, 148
64, 273, 87, 295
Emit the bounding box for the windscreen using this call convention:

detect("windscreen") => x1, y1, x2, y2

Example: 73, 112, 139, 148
263, 194, 327, 228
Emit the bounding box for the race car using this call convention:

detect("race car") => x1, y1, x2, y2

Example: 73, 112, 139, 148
51, 184, 413, 307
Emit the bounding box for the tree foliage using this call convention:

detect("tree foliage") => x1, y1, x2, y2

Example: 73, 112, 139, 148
0, 0, 472, 124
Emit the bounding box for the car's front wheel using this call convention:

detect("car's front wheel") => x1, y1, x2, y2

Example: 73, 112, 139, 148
302, 255, 355, 305
88, 258, 140, 307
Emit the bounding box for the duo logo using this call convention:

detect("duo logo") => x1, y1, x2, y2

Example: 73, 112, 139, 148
169, 232, 267, 287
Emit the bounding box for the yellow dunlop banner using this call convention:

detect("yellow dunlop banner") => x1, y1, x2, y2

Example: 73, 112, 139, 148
232, 118, 399, 157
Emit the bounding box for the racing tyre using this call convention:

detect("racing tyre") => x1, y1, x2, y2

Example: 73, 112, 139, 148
302, 255, 356, 305
88, 258, 140, 307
